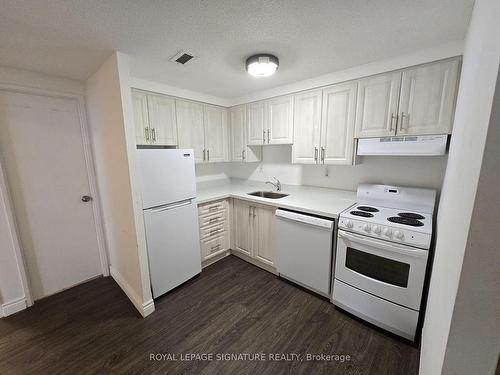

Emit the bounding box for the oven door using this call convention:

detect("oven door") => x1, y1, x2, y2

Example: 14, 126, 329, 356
335, 230, 428, 310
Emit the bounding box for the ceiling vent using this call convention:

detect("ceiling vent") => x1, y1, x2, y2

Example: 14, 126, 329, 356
170, 51, 196, 65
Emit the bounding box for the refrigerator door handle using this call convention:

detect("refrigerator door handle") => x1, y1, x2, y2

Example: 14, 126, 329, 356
148, 199, 193, 213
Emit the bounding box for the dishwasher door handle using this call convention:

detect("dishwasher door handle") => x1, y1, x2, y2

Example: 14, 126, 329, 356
275, 209, 334, 230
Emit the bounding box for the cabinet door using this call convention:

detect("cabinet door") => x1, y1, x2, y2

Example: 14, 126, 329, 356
132, 91, 150, 145
147, 94, 178, 145
355, 72, 401, 138
230, 105, 246, 162
292, 90, 322, 164
176, 99, 205, 163
204, 105, 229, 162
398, 59, 459, 135
233, 200, 254, 257
267, 95, 294, 144
230, 105, 261, 163
255, 205, 276, 267
320, 82, 357, 165
247, 101, 266, 145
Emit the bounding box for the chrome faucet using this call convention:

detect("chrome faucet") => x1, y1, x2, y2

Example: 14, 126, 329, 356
265, 177, 282, 192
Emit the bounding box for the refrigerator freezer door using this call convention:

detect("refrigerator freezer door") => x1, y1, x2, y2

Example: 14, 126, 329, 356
144, 200, 201, 298
138, 148, 197, 209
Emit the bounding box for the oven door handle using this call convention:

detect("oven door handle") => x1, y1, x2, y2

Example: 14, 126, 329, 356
338, 230, 428, 258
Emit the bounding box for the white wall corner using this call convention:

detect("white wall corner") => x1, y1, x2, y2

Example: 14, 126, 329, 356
110, 266, 155, 317
1, 297, 28, 317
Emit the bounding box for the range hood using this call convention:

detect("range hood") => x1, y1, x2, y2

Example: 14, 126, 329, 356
357, 135, 448, 156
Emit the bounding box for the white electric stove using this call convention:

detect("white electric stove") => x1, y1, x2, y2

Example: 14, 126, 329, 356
332, 184, 436, 341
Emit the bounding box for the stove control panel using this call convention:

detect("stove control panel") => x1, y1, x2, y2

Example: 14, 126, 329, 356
338, 216, 431, 249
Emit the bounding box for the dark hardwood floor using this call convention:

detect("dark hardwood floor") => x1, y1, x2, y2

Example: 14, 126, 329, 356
0, 255, 419, 374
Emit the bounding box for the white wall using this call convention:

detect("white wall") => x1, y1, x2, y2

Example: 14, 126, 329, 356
0, 66, 86, 317
86, 53, 154, 317
420, 0, 500, 373
228, 146, 448, 191
442, 63, 500, 375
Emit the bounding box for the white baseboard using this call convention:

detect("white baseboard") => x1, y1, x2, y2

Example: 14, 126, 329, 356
109, 266, 155, 318
1, 297, 27, 317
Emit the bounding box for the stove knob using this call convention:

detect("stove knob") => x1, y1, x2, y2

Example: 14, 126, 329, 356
372, 225, 381, 234
394, 230, 404, 240
363, 224, 371, 232
383, 227, 392, 236
345, 219, 353, 229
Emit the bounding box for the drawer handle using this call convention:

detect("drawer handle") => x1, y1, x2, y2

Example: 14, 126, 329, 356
210, 229, 222, 236
208, 206, 219, 211
209, 216, 221, 223
210, 244, 221, 252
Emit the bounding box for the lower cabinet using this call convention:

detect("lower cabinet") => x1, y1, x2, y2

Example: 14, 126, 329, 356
232, 199, 276, 268
198, 199, 230, 263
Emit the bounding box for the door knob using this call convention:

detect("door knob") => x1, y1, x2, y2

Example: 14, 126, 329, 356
81, 195, 93, 202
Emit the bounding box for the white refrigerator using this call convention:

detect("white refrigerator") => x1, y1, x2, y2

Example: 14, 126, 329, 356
137, 148, 201, 298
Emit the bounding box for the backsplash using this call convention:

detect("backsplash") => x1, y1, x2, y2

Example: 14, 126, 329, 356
196, 145, 448, 192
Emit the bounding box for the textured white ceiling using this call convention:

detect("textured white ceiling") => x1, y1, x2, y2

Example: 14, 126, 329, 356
0, 0, 473, 98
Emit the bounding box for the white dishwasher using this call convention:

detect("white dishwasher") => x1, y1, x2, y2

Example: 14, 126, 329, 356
275, 209, 335, 297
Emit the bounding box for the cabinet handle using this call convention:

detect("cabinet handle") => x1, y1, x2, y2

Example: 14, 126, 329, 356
314, 147, 318, 162
249, 206, 252, 217
400, 112, 408, 130
252, 206, 256, 217
263, 130, 266, 144
203, 149, 206, 161
207, 149, 210, 161
152, 128, 156, 142
321, 147, 325, 163
210, 244, 221, 252
209, 216, 220, 223
210, 229, 222, 236
145, 127, 150, 142
390, 113, 398, 131
242, 149, 245, 160
267, 129, 270, 143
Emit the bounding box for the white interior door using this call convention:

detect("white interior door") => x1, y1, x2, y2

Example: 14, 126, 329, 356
0, 91, 102, 300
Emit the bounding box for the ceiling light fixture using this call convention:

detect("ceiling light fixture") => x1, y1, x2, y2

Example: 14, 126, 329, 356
246, 54, 279, 77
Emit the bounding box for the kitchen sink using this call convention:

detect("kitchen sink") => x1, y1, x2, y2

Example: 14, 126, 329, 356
247, 191, 289, 199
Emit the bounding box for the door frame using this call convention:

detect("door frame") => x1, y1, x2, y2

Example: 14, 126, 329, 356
0, 83, 110, 306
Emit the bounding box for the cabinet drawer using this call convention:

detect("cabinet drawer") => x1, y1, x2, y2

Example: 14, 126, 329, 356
200, 223, 226, 241
198, 200, 226, 216
199, 210, 227, 228
201, 235, 229, 258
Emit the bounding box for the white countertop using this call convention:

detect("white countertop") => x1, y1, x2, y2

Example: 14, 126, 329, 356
196, 180, 357, 218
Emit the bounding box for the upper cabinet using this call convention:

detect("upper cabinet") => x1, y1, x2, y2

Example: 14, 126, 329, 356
397, 59, 459, 135
229, 105, 261, 162
355, 59, 460, 138
176, 99, 229, 163
132, 90, 178, 146
176, 99, 205, 163
247, 101, 266, 145
292, 90, 322, 164
247, 95, 293, 145
354, 72, 401, 138
267, 95, 294, 144
132, 91, 150, 145
321, 82, 357, 164
204, 105, 229, 162
292, 83, 357, 165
